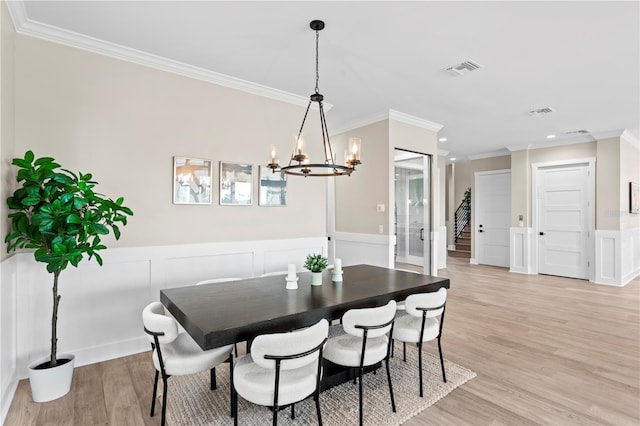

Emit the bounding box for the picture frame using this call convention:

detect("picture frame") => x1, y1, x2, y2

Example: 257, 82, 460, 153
220, 161, 253, 205
259, 166, 287, 206
630, 182, 639, 214
173, 157, 213, 205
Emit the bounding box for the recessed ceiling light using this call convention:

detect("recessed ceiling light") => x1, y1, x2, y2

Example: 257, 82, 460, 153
439, 137, 447, 142
450, 157, 456, 161
546, 134, 556, 139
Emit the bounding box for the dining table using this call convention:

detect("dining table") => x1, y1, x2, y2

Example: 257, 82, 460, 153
160, 264, 450, 351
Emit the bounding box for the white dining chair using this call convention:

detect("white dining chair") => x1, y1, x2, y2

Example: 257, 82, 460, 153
323, 301, 397, 426
232, 319, 329, 426
142, 302, 234, 426
392, 287, 447, 397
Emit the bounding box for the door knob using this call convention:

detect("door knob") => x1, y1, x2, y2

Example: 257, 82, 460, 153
420, 228, 424, 241
539, 232, 545, 236
478, 229, 484, 233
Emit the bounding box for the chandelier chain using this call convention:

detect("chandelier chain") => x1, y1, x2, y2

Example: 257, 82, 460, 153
315, 29, 320, 93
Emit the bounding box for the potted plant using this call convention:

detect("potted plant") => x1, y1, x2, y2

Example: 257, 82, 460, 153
304, 253, 328, 286
4, 151, 133, 402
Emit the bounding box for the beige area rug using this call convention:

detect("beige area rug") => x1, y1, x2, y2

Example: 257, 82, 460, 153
165, 341, 476, 425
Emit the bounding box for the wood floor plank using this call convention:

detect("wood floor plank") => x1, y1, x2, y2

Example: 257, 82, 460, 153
5, 257, 639, 425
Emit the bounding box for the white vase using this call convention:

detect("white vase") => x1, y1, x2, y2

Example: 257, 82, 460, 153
311, 271, 323, 286
28, 354, 75, 402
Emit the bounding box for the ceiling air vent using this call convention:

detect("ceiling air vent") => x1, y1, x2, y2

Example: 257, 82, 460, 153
565, 129, 590, 135
527, 107, 555, 116
446, 60, 483, 76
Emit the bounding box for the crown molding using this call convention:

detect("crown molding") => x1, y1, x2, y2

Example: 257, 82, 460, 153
506, 128, 630, 153
5, 0, 27, 29
621, 129, 640, 150
330, 111, 391, 135
331, 109, 443, 136
6, 2, 316, 109
467, 148, 511, 160
388, 110, 443, 132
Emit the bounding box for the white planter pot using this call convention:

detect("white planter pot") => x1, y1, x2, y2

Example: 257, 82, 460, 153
28, 354, 75, 402
311, 272, 323, 286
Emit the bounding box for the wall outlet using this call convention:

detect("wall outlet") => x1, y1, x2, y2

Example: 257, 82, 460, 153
376, 204, 385, 212
378, 225, 384, 234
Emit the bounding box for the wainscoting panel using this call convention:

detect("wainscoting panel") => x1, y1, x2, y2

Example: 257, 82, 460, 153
510, 227, 534, 274
621, 227, 640, 285
10, 236, 327, 383
0, 255, 18, 424
333, 232, 393, 268
592, 230, 640, 286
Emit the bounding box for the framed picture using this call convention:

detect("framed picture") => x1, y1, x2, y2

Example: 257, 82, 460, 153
630, 182, 640, 214
259, 166, 287, 206
173, 157, 213, 204
220, 161, 253, 205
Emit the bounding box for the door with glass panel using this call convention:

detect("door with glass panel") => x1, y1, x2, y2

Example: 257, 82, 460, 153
394, 150, 430, 273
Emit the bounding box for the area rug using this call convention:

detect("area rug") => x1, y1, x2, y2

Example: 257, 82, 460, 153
164, 341, 476, 425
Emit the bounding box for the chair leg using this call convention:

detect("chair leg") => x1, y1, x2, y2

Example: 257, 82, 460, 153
438, 336, 447, 383
234, 343, 239, 357
272, 405, 278, 426
315, 389, 323, 426
232, 388, 238, 426
211, 367, 217, 390
403, 342, 407, 362
150, 370, 159, 416
229, 356, 235, 417
358, 367, 364, 426
161, 377, 168, 426
291, 403, 295, 419
385, 357, 396, 412
418, 341, 424, 398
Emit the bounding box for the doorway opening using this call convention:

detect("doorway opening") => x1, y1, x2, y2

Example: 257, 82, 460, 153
394, 149, 431, 274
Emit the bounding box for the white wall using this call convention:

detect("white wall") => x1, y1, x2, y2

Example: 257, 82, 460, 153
11, 237, 327, 379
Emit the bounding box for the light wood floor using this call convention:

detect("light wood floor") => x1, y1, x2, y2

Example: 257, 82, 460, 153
6, 257, 640, 425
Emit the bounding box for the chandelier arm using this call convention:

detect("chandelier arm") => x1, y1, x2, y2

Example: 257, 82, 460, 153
318, 103, 334, 164
290, 100, 313, 166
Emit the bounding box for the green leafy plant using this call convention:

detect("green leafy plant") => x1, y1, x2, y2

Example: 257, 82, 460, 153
304, 253, 328, 273
5, 151, 133, 368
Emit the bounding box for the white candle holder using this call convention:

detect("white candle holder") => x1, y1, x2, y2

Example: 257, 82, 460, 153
286, 276, 299, 290
332, 270, 343, 282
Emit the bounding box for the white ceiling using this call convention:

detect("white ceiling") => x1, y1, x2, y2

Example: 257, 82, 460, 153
12, 1, 640, 160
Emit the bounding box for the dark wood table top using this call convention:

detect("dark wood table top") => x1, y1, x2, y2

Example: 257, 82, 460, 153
160, 264, 450, 350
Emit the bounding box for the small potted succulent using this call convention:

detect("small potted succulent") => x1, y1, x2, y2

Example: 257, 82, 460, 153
304, 253, 328, 286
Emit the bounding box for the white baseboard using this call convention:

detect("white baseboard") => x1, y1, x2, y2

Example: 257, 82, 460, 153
0, 376, 17, 425
469, 258, 478, 265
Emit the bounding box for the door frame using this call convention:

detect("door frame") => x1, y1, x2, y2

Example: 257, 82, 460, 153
393, 149, 433, 274
473, 169, 511, 267
531, 157, 595, 281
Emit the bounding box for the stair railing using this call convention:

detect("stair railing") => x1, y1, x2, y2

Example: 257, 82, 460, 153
454, 194, 471, 243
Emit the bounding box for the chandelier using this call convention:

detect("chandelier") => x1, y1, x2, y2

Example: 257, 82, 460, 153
268, 20, 362, 177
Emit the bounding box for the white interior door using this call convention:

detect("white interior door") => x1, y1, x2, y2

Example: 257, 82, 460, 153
537, 164, 589, 279
475, 170, 511, 267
